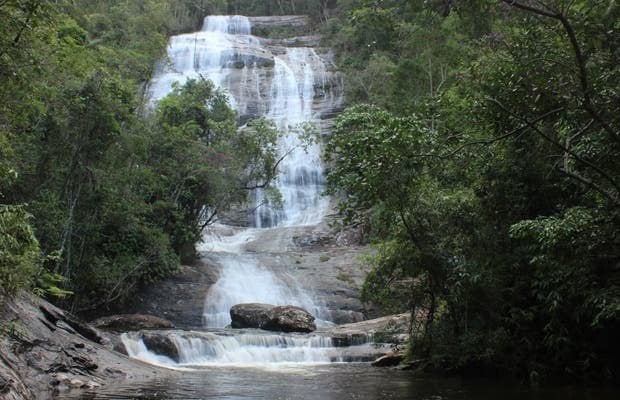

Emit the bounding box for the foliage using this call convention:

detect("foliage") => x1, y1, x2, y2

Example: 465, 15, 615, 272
325, 0, 619, 381
225, 0, 333, 21
0, 205, 39, 296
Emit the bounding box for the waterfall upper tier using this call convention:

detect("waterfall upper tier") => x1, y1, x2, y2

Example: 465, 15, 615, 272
148, 15, 342, 126
148, 15, 342, 228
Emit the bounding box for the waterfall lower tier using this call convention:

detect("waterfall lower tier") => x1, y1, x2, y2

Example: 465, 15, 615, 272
201, 253, 328, 328
121, 331, 386, 368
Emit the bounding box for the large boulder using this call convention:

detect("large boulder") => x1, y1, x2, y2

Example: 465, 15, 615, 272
230, 303, 275, 329
263, 306, 316, 333
92, 314, 174, 332
230, 303, 316, 332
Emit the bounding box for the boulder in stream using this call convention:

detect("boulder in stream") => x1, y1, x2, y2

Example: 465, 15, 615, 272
230, 303, 316, 332
142, 333, 180, 362
371, 351, 405, 367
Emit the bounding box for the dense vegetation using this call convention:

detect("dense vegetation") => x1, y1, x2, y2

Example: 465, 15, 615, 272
324, 0, 618, 382
0, 1, 281, 310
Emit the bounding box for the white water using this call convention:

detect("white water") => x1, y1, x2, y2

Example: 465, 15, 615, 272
128, 15, 343, 367
121, 331, 380, 368
172, 333, 335, 365
255, 48, 330, 228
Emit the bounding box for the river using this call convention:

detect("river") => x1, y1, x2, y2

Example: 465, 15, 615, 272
70, 364, 616, 399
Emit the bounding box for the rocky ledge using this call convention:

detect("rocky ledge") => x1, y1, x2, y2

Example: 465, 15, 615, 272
0, 293, 176, 400
92, 314, 174, 332
324, 313, 411, 347
248, 15, 309, 28
121, 313, 412, 365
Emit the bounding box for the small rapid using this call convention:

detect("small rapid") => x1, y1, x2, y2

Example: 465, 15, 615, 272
120, 331, 382, 369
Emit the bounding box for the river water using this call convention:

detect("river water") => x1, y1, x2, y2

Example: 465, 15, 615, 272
71, 364, 617, 400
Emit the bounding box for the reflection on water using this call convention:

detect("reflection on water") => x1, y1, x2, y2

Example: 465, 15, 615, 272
69, 364, 616, 400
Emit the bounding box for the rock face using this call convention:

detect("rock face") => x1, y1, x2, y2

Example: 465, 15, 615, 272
230, 303, 316, 332
113, 261, 217, 328
92, 314, 174, 332
248, 15, 310, 37
39, 302, 106, 344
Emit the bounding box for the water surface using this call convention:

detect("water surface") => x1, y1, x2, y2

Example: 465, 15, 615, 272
72, 364, 616, 400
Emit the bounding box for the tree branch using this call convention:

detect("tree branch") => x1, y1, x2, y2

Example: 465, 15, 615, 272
487, 97, 620, 203
241, 146, 295, 190
501, 0, 620, 145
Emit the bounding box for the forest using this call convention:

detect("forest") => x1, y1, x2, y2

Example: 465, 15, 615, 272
1, 0, 618, 385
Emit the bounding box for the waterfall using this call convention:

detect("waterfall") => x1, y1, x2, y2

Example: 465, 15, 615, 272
131, 15, 344, 366
255, 48, 330, 228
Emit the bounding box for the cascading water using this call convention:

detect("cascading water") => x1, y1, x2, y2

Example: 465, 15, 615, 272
147, 15, 333, 228
124, 15, 345, 367
255, 48, 330, 228
121, 332, 348, 367
200, 253, 322, 328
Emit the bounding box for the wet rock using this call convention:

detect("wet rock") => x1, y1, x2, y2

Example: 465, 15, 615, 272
327, 309, 365, 325
56, 320, 77, 334
83, 380, 101, 389
51, 373, 102, 390
51, 372, 71, 386
263, 306, 316, 333
0, 361, 30, 400
116, 262, 218, 329
39, 303, 106, 344
249, 15, 309, 37
0, 293, 178, 399
142, 334, 179, 362
371, 351, 405, 367
69, 378, 85, 387
112, 340, 128, 356
92, 314, 174, 332
230, 303, 275, 329
69, 353, 98, 372
329, 332, 371, 347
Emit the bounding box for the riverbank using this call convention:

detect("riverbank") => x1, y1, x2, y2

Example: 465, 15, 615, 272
0, 293, 178, 400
